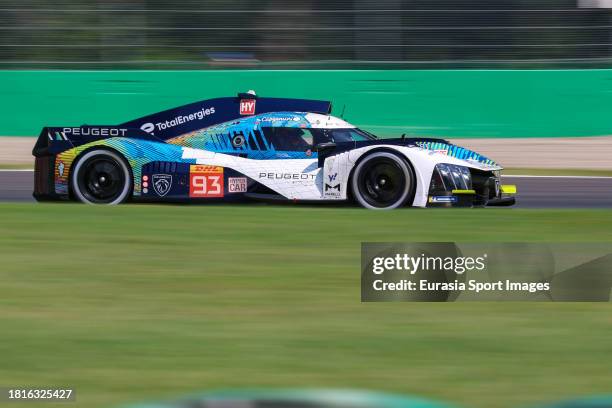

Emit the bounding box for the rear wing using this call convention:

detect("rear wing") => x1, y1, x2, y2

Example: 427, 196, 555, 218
32, 126, 156, 157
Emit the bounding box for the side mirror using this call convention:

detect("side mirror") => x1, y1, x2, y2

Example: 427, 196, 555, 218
315, 142, 336, 154
315, 142, 336, 167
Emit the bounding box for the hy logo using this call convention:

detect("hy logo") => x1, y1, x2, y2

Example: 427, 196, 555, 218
140, 123, 155, 134
152, 174, 172, 197
239, 99, 256, 115
328, 173, 338, 182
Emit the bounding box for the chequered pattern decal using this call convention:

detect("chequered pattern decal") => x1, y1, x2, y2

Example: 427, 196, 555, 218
55, 138, 190, 196
415, 141, 498, 167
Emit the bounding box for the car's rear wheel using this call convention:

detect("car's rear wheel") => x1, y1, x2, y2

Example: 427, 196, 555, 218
351, 151, 415, 209
71, 149, 132, 204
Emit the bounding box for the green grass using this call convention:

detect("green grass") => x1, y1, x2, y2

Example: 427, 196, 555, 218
0, 204, 611, 408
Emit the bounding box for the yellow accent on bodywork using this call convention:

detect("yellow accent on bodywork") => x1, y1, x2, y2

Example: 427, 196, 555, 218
451, 189, 476, 195
501, 185, 517, 194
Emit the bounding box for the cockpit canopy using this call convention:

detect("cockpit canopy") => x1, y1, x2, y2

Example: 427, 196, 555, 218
167, 112, 376, 159
263, 127, 375, 151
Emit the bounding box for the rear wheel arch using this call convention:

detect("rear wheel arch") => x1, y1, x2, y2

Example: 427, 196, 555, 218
70, 147, 133, 204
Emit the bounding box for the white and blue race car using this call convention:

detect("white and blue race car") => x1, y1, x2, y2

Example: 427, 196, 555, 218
32, 91, 516, 209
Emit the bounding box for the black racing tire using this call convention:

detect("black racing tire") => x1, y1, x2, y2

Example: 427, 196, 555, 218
71, 149, 132, 205
351, 151, 415, 210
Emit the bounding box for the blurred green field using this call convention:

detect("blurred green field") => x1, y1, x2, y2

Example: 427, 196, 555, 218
0, 204, 611, 408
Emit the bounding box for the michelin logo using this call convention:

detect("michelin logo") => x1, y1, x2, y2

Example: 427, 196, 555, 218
140, 106, 216, 134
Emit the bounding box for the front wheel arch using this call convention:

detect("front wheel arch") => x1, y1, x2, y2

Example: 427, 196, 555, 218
348, 149, 417, 209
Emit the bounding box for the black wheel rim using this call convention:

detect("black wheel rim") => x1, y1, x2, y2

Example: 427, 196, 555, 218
77, 156, 126, 203
357, 157, 407, 208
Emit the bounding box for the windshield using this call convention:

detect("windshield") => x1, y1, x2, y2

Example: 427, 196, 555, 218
313, 128, 377, 143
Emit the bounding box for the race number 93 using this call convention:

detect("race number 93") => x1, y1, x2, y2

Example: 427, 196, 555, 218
189, 165, 224, 198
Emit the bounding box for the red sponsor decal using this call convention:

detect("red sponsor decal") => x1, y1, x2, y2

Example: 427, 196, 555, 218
239, 99, 256, 115
189, 165, 224, 198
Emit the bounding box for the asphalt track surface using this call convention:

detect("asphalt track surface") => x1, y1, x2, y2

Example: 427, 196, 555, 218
1, 170, 611, 208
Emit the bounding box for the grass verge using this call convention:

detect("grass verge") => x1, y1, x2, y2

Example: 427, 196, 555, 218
0, 204, 611, 408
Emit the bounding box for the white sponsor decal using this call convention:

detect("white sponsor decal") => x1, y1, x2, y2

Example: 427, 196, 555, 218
430, 196, 457, 203
62, 127, 128, 137
258, 172, 316, 181
140, 123, 155, 134
256, 116, 301, 122
140, 107, 216, 134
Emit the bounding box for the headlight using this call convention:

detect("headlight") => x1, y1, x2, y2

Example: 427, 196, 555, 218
458, 166, 472, 189
430, 164, 472, 192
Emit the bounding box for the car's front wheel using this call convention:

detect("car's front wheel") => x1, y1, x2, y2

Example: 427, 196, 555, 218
351, 151, 415, 209
71, 149, 132, 204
